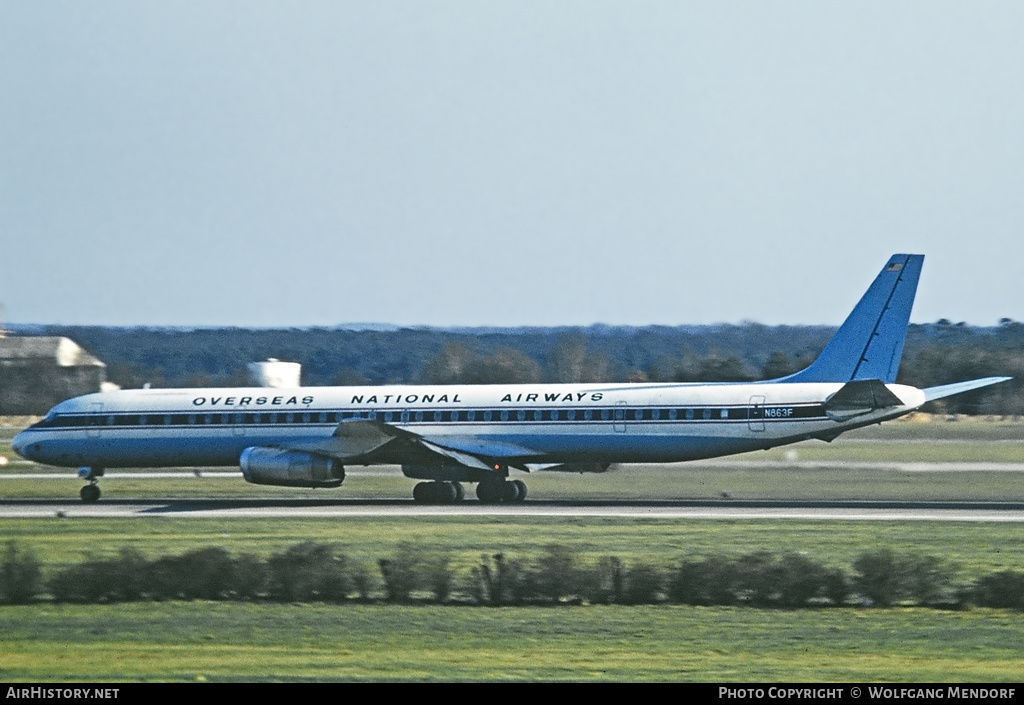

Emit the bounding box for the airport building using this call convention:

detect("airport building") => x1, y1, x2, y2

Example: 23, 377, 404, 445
0, 337, 107, 415
247, 358, 301, 387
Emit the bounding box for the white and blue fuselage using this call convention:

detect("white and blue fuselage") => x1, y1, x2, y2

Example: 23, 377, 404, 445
13, 381, 924, 469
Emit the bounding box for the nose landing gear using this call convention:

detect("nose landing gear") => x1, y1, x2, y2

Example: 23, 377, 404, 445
77, 467, 104, 502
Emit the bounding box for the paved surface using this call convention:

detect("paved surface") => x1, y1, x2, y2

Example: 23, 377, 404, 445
699, 460, 1024, 472
7, 457, 1024, 479
6, 459, 1024, 482
3, 498, 1024, 521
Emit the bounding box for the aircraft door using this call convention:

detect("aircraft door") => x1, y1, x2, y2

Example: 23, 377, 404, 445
614, 401, 627, 433
87, 403, 103, 438
748, 396, 765, 432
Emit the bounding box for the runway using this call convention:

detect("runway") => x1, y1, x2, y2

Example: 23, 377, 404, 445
6, 458, 1024, 480
3, 498, 1024, 521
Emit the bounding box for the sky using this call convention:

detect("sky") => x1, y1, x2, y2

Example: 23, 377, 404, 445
2, 2, 1023, 329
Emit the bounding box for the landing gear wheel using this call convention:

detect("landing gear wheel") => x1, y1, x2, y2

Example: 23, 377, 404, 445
80, 484, 101, 502
413, 482, 430, 503
451, 481, 465, 502
414, 481, 462, 504
500, 480, 522, 503
476, 481, 504, 503
436, 481, 457, 504
477, 480, 526, 503
512, 479, 528, 503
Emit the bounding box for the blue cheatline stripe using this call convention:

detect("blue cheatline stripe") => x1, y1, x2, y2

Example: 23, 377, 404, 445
29, 404, 827, 430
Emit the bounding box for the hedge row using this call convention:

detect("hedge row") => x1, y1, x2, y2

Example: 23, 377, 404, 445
2, 542, 1023, 609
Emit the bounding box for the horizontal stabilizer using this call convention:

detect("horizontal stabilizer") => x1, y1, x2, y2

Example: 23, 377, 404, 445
922, 377, 1012, 403
824, 379, 904, 421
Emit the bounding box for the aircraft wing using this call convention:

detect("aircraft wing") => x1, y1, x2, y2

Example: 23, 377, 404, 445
279, 418, 546, 470
280, 419, 401, 459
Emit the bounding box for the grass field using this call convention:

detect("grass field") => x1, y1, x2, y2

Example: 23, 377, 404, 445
2, 603, 1023, 682
5, 465, 1024, 503
2, 416, 1024, 682
4, 516, 1024, 578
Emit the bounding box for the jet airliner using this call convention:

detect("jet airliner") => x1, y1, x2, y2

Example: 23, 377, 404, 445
11, 254, 1010, 503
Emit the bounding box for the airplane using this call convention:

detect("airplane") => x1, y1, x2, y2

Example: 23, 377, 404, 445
11, 254, 1011, 503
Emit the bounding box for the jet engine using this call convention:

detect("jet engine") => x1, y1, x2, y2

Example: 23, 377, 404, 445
239, 447, 344, 488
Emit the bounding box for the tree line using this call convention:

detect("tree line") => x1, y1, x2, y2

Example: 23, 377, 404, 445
17, 318, 1024, 415
2, 541, 1023, 609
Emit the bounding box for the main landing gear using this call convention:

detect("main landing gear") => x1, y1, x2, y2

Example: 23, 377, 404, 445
410, 478, 529, 504
77, 467, 103, 502
476, 479, 527, 504
412, 481, 465, 504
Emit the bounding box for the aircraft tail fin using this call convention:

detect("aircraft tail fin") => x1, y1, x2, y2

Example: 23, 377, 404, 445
779, 254, 924, 384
